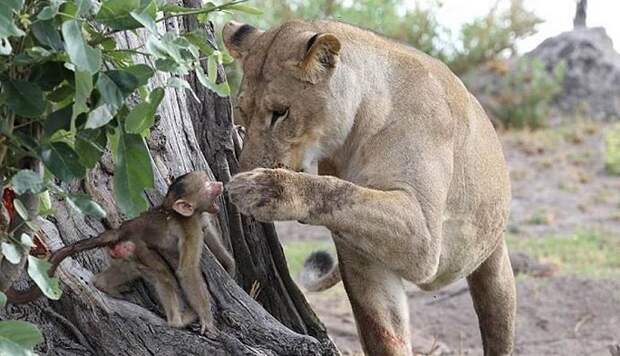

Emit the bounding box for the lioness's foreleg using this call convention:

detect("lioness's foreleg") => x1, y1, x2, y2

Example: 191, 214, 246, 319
228, 168, 442, 282
467, 239, 516, 356
337, 245, 412, 356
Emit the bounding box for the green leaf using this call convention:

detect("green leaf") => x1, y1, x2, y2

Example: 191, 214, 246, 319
221, 52, 234, 64
29, 61, 68, 91
196, 66, 230, 97
160, 4, 195, 14
61, 20, 102, 74
11, 170, 44, 195
125, 64, 153, 86
59, 1, 78, 19
66, 193, 106, 219
20, 233, 34, 248
0, 336, 36, 356
183, 30, 214, 56
100, 37, 116, 50
37, 6, 58, 20
4, 0, 24, 12
0, 320, 42, 349
154, 58, 180, 73
125, 87, 164, 134
105, 70, 140, 96
146, 33, 187, 67
75, 129, 106, 168
85, 104, 115, 129
31, 20, 63, 51
207, 55, 217, 83
1, 242, 23, 264
3, 80, 46, 118
75, 0, 95, 17
17, 47, 53, 65
96, 0, 140, 29
225, 4, 262, 15
0, 335, 36, 356
96, 74, 123, 110
37, 0, 66, 20
166, 77, 199, 102
13, 199, 28, 220
44, 105, 72, 136
40, 142, 86, 182
0, 292, 6, 307
37, 7, 55, 20
96, 0, 155, 31
109, 50, 144, 65
0, 2, 26, 39
27, 256, 62, 300
130, 1, 157, 34
47, 83, 73, 103
38, 191, 53, 215
112, 130, 153, 218
72, 70, 92, 121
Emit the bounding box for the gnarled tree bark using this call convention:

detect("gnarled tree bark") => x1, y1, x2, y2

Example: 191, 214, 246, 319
0, 3, 338, 355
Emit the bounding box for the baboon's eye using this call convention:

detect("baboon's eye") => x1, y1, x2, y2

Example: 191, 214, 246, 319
271, 108, 289, 127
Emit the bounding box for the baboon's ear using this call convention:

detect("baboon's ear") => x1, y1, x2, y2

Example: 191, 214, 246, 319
296, 33, 341, 84
222, 21, 264, 59
172, 199, 195, 217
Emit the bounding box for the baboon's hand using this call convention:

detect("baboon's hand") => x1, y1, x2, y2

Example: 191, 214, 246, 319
227, 168, 308, 222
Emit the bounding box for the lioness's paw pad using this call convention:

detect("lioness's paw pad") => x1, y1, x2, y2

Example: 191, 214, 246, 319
227, 169, 289, 220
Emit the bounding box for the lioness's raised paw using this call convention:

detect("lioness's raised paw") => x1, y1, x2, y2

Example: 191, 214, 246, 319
227, 168, 306, 222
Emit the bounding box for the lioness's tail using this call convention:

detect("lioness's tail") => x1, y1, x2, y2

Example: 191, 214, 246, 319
298, 251, 341, 292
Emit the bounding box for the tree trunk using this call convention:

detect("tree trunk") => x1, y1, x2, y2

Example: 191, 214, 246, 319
573, 0, 587, 28
0, 4, 338, 355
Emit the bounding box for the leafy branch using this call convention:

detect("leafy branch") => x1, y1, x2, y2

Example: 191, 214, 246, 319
0, 0, 260, 352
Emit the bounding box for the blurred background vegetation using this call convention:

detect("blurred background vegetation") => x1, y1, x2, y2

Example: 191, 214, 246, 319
218, 0, 568, 130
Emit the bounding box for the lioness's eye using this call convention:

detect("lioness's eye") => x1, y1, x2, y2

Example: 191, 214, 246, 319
271, 108, 289, 127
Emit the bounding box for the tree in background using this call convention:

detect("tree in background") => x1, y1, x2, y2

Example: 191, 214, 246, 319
573, 0, 587, 28
226, 0, 541, 78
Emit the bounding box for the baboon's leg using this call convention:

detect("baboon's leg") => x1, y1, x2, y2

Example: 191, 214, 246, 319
92, 260, 140, 296
467, 240, 516, 356
137, 249, 187, 327
338, 247, 411, 356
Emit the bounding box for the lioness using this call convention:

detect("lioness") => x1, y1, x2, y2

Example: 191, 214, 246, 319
225, 20, 515, 356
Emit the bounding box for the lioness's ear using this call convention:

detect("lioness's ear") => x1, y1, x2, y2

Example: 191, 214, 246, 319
223, 21, 263, 60
296, 33, 341, 84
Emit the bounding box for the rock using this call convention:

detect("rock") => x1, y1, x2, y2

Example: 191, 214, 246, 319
526, 27, 620, 121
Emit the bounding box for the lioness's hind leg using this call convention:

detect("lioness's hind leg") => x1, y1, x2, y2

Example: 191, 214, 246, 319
467, 239, 516, 356
338, 249, 412, 356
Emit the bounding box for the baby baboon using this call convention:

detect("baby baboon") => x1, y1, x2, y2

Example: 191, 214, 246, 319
7, 171, 234, 333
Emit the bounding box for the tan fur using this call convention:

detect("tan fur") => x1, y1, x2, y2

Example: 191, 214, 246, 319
225, 20, 514, 356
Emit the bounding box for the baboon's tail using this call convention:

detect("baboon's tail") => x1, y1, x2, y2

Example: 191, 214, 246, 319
298, 250, 341, 292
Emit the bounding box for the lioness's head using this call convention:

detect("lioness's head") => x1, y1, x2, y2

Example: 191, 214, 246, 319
223, 21, 355, 172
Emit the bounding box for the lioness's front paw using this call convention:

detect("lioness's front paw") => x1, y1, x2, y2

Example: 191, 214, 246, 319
227, 168, 305, 222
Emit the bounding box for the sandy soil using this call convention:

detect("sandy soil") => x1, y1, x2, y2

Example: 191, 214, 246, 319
275, 122, 620, 355
303, 277, 620, 356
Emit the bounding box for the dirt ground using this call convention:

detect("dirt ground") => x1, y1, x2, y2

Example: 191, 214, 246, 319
275, 122, 620, 355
